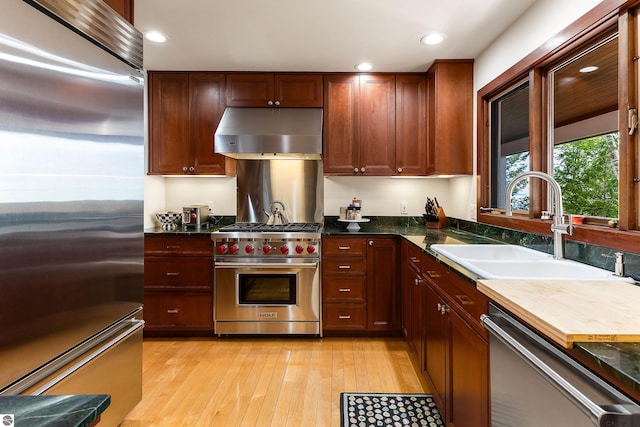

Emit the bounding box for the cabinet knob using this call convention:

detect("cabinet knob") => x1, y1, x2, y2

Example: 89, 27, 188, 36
189, 166, 195, 172
274, 100, 280, 106
414, 278, 423, 285
397, 167, 403, 173
268, 100, 274, 106
440, 304, 450, 315
361, 167, 366, 173
368, 240, 373, 246
354, 168, 359, 173
182, 166, 188, 172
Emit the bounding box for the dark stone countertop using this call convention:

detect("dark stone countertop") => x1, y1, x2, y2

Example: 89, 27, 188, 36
0, 394, 110, 427
145, 215, 640, 401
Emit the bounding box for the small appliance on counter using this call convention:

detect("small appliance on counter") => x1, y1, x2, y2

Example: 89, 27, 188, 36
182, 205, 209, 227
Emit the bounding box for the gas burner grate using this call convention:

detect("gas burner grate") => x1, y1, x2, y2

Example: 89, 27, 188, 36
218, 222, 322, 233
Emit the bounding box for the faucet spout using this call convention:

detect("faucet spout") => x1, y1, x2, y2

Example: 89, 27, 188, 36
505, 171, 573, 260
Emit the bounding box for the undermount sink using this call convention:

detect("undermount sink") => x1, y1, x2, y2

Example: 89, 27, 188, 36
430, 244, 633, 282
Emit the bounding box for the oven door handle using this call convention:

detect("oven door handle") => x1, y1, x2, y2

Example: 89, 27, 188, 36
215, 261, 318, 269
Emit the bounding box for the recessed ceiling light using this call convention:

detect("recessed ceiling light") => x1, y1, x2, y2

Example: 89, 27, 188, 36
145, 31, 167, 43
355, 62, 373, 71
579, 65, 599, 73
420, 33, 444, 45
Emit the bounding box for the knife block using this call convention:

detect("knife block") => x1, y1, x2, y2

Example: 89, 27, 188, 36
426, 207, 448, 229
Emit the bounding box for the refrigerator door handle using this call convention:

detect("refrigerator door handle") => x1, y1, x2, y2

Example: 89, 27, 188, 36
482, 314, 621, 425
31, 320, 145, 395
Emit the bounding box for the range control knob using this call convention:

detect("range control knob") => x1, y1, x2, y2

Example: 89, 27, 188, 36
217, 244, 228, 255
295, 244, 304, 254
280, 245, 289, 254
306, 245, 315, 254
229, 244, 239, 254
245, 244, 254, 254
262, 244, 272, 254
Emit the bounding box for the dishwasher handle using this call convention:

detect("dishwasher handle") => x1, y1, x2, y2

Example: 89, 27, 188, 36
481, 314, 640, 426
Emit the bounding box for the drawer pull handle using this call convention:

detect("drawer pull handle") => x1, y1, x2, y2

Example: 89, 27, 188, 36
166, 245, 180, 249
166, 308, 180, 314
426, 270, 441, 278
455, 294, 474, 305
339, 288, 351, 292
338, 265, 351, 269
410, 257, 420, 263
166, 272, 180, 276
338, 246, 351, 250
339, 315, 351, 319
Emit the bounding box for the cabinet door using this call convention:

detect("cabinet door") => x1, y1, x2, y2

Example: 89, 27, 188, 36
189, 73, 232, 175
449, 309, 489, 427
102, 0, 133, 23
423, 283, 449, 412
275, 74, 323, 107
323, 75, 360, 174
359, 75, 396, 175
396, 75, 428, 175
366, 237, 400, 331
148, 72, 190, 174
225, 73, 275, 106
427, 60, 473, 175
409, 265, 423, 360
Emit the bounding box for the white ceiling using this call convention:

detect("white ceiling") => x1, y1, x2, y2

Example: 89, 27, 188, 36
135, 0, 538, 73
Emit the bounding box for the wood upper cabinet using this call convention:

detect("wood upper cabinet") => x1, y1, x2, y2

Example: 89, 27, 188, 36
426, 60, 474, 175
102, 0, 134, 24
148, 72, 234, 175
323, 74, 396, 175
396, 75, 428, 175
225, 73, 323, 107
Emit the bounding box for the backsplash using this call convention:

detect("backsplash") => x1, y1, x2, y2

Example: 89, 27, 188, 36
450, 218, 640, 283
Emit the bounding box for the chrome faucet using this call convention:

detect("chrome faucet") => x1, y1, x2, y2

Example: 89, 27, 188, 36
505, 171, 573, 260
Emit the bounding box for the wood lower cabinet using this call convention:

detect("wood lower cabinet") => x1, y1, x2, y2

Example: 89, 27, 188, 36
322, 236, 399, 334
144, 234, 214, 335
401, 240, 489, 427
148, 72, 234, 175
225, 73, 323, 107
420, 251, 489, 427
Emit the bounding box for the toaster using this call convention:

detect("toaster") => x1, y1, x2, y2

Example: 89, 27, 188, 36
182, 205, 209, 226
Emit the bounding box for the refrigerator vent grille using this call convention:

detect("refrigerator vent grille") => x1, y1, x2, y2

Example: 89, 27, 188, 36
24, 0, 143, 69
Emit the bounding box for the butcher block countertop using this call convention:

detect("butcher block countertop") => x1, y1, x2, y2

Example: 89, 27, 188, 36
477, 279, 640, 348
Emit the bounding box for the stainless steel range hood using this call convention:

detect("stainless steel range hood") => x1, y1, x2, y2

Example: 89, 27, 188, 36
214, 107, 323, 159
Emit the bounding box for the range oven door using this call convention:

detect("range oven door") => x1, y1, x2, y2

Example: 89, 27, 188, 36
214, 259, 320, 335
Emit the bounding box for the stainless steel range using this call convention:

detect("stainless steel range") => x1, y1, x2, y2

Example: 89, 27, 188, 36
212, 222, 322, 336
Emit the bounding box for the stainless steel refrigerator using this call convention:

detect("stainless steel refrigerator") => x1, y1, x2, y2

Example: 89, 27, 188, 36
0, 1, 144, 425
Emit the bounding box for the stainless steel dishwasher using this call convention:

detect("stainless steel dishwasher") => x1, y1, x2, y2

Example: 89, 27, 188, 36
481, 304, 640, 426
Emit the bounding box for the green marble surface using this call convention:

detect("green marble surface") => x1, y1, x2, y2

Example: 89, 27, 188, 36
0, 394, 110, 427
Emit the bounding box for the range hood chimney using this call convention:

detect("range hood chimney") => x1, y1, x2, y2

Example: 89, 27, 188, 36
214, 107, 323, 160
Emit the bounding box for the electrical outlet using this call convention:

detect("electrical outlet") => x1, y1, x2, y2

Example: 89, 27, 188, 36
400, 202, 408, 215
206, 201, 214, 213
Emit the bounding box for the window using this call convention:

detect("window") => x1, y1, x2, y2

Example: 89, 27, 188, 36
489, 81, 530, 210
548, 35, 619, 220
478, 4, 639, 252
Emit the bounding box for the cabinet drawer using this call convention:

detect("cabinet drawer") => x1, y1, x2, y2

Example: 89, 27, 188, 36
144, 258, 213, 289
323, 277, 366, 302
143, 292, 213, 330
322, 258, 366, 275
323, 303, 367, 330
144, 235, 213, 256
406, 241, 423, 270
422, 253, 489, 336
322, 237, 367, 256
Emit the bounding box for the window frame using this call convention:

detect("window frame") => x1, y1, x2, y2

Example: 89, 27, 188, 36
477, 0, 640, 253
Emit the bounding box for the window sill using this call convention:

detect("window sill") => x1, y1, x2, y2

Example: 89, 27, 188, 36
478, 212, 640, 254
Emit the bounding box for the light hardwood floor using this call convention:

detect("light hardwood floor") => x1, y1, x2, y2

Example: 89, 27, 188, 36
120, 337, 427, 427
